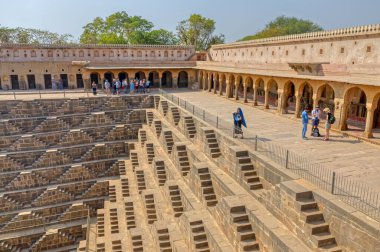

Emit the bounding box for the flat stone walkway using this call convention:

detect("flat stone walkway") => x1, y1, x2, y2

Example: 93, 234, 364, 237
167, 90, 380, 192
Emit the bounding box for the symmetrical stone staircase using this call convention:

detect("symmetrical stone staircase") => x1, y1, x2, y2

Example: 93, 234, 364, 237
0, 96, 151, 251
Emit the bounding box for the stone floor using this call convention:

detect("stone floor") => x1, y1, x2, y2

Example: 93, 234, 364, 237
167, 90, 380, 192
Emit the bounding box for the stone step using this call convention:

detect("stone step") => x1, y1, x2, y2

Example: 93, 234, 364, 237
311, 232, 337, 248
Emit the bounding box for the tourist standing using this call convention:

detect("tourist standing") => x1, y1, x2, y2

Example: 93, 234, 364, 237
323, 108, 335, 141
112, 79, 117, 95
58, 78, 63, 90
52, 79, 57, 90
116, 79, 121, 95
135, 80, 139, 93
92, 81, 97, 95
105, 80, 111, 96
122, 79, 128, 94
302, 106, 310, 140
311, 106, 321, 136
130, 79, 135, 94
146, 79, 150, 93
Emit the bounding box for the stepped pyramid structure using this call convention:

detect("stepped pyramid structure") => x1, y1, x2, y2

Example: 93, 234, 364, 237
0, 95, 378, 252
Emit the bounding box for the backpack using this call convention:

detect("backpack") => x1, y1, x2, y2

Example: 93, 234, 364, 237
329, 114, 336, 124
312, 127, 321, 137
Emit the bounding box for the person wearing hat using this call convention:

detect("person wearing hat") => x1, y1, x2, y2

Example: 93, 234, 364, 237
323, 107, 333, 141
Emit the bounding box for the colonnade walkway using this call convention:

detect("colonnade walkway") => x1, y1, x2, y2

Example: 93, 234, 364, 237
166, 90, 380, 192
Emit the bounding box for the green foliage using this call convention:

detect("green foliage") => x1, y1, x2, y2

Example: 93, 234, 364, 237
0, 25, 73, 44
79, 11, 177, 45
177, 14, 224, 51
239, 16, 323, 41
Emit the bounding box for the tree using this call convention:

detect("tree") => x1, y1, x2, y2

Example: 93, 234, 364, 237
79, 11, 177, 45
239, 16, 323, 41
0, 25, 73, 44
176, 14, 225, 51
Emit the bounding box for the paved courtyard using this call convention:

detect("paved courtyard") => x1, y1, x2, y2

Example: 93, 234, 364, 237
168, 90, 380, 192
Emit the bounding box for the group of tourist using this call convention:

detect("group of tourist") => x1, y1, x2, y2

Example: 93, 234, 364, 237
91, 78, 151, 96
233, 105, 335, 142
52, 78, 64, 90
301, 105, 335, 141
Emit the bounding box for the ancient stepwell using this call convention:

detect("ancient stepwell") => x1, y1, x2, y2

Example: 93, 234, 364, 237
0, 95, 378, 252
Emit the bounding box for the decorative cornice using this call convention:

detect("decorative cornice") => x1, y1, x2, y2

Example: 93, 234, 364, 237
0, 43, 194, 50
212, 24, 380, 49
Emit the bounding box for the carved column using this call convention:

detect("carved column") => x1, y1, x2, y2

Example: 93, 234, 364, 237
253, 82, 258, 106
234, 80, 239, 100
219, 76, 223, 95
264, 87, 269, 109
277, 89, 286, 114
226, 80, 230, 98
364, 105, 375, 138
243, 83, 248, 103
172, 73, 178, 89
312, 93, 319, 109
214, 76, 218, 94
295, 94, 302, 118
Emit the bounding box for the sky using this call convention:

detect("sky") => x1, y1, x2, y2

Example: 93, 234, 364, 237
0, 0, 379, 43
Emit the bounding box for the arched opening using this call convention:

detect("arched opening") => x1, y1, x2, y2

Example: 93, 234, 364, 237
90, 73, 100, 84
245, 77, 254, 102
284, 81, 296, 114
236, 76, 244, 99
104, 72, 114, 86
161, 71, 173, 88
317, 84, 335, 112
220, 74, 226, 96
256, 78, 265, 105
178, 71, 188, 88
135, 71, 146, 81
344, 87, 367, 132
148, 71, 160, 88
300, 82, 314, 111
267, 79, 279, 109
118, 72, 128, 82
210, 74, 214, 91
373, 94, 380, 134
228, 75, 235, 98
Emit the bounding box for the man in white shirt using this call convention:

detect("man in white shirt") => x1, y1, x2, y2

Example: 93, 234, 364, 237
311, 105, 321, 136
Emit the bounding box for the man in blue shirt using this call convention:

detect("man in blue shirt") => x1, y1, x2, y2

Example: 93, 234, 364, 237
301, 106, 310, 140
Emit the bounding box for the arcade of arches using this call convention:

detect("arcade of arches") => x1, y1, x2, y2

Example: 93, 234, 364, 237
198, 70, 380, 139
85, 69, 191, 89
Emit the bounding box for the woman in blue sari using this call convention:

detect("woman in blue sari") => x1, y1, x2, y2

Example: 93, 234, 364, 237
233, 108, 247, 138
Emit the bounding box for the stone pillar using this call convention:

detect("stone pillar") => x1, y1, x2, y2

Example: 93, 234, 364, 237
295, 94, 302, 118
35, 74, 44, 90
364, 105, 375, 138
264, 88, 269, 109
337, 101, 348, 131
278, 89, 286, 114
214, 77, 218, 94
158, 72, 162, 89
234, 81, 239, 100
226, 81, 230, 98
208, 76, 212, 92
173, 73, 178, 89
219, 77, 223, 95
312, 93, 319, 109
203, 76, 207, 91
253, 84, 258, 106
243, 84, 248, 103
